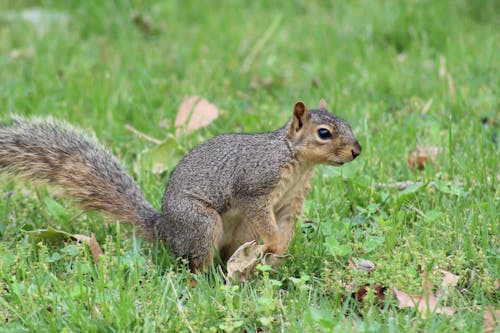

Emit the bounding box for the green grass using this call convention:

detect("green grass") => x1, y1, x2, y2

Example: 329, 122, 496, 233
0, 0, 498, 331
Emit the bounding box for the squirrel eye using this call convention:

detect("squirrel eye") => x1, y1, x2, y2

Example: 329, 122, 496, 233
317, 128, 332, 140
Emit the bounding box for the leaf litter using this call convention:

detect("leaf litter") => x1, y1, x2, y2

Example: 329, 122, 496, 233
393, 271, 456, 318
26, 227, 103, 264
483, 307, 500, 333
345, 260, 466, 319
175, 96, 219, 135
128, 96, 219, 174
345, 257, 387, 305
226, 241, 289, 283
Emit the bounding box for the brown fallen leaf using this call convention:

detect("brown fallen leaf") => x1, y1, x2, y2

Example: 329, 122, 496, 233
483, 307, 500, 333
393, 288, 454, 317
346, 283, 387, 303
393, 271, 456, 318
72, 233, 103, 264
226, 241, 288, 283
226, 241, 265, 283
188, 279, 198, 288
438, 269, 459, 288
408, 146, 439, 170
175, 96, 219, 135
432, 269, 460, 298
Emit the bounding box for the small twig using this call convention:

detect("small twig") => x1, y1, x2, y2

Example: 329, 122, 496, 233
375, 181, 465, 191
242, 14, 282, 72
405, 204, 426, 218
375, 181, 424, 190
125, 124, 163, 145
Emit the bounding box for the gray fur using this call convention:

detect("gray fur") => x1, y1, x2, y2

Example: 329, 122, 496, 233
161, 126, 292, 260
0, 116, 160, 232
0, 105, 361, 269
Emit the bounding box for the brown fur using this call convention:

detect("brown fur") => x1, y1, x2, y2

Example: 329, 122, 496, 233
0, 101, 361, 270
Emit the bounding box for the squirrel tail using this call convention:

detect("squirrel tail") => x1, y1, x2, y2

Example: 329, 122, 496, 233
0, 115, 161, 234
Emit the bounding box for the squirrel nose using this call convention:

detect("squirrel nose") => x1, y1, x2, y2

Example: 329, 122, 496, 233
351, 142, 362, 159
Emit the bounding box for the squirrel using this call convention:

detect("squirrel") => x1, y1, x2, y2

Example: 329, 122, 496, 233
0, 100, 361, 270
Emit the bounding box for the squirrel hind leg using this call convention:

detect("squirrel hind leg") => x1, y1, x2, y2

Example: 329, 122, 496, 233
163, 199, 223, 271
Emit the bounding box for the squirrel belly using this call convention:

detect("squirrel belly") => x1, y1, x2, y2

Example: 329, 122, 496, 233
0, 101, 361, 271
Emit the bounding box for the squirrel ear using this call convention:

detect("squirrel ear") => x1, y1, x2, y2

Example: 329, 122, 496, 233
318, 99, 328, 110
293, 101, 309, 131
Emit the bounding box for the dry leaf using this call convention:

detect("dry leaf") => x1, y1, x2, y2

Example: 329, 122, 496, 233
88, 233, 104, 263
226, 241, 265, 282
347, 283, 387, 303
71, 234, 91, 243
393, 271, 456, 318
72, 233, 103, 264
438, 269, 459, 288
483, 307, 500, 333
188, 279, 198, 288
408, 146, 439, 170
175, 96, 219, 135
26, 227, 103, 264
435, 269, 459, 297
393, 288, 454, 317
261, 252, 288, 267
226, 241, 288, 283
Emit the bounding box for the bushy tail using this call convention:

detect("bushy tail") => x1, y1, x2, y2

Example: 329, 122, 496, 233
0, 116, 160, 231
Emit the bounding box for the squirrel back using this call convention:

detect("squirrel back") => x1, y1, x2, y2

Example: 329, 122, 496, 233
0, 101, 361, 270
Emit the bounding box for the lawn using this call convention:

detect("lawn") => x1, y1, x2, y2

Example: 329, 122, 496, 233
0, 0, 498, 331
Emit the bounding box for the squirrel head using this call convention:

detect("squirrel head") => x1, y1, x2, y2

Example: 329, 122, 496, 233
288, 100, 362, 166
